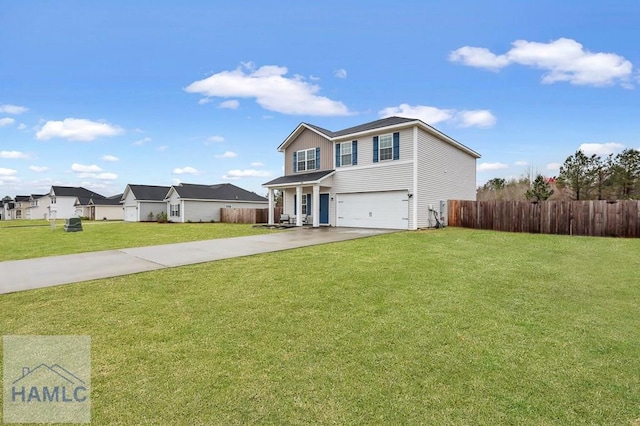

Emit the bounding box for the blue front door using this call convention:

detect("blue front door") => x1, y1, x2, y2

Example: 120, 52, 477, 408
320, 193, 329, 224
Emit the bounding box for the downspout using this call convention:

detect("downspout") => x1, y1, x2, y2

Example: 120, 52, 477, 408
412, 126, 419, 230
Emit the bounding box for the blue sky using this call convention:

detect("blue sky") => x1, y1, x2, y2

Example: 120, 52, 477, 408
1, 0, 639, 197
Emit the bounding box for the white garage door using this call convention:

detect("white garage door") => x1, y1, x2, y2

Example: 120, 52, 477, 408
336, 191, 409, 229
124, 206, 137, 222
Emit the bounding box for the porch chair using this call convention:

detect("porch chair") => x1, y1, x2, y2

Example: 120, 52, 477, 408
279, 213, 291, 224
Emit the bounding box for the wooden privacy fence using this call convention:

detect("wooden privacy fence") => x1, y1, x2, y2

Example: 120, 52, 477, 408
448, 200, 640, 237
220, 207, 282, 224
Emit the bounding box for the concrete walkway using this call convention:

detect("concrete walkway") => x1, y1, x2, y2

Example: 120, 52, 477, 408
0, 227, 394, 295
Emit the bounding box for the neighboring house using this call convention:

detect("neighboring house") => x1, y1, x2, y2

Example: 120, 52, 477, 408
49, 186, 108, 219
263, 116, 480, 229
165, 183, 268, 223
1, 197, 14, 220
12, 196, 30, 220
26, 194, 49, 220
76, 194, 124, 220
120, 184, 170, 222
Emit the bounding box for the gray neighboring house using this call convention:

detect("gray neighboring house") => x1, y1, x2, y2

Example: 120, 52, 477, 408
121, 184, 171, 222
263, 116, 480, 229
165, 183, 268, 223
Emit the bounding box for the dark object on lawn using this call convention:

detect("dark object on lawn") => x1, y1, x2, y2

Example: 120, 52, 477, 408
64, 217, 83, 232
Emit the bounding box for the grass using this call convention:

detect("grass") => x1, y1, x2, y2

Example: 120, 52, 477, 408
0, 220, 277, 261
1, 228, 639, 424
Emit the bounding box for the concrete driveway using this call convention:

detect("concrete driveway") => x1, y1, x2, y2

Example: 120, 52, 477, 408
0, 227, 395, 294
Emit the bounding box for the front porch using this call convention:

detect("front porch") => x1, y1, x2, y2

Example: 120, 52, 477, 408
263, 170, 335, 228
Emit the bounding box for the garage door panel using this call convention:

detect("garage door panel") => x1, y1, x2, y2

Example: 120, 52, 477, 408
336, 191, 408, 229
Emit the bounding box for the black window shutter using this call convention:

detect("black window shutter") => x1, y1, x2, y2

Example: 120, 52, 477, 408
352, 140, 358, 165
393, 132, 400, 160
315, 147, 320, 170
293, 151, 297, 173
335, 144, 341, 167
373, 136, 379, 163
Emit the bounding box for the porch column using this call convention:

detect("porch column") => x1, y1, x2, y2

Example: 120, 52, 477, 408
295, 186, 303, 226
312, 185, 320, 227
267, 187, 274, 225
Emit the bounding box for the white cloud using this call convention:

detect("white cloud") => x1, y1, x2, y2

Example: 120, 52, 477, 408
379, 104, 454, 124
546, 162, 562, 171
215, 151, 238, 159
0, 104, 28, 114
450, 38, 634, 87
198, 98, 212, 105
334, 68, 347, 79
0, 117, 16, 127
579, 142, 625, 155
36, 118, 124, 141
75, 172, 118, 180
173, 166, 199, 175
157, 145, 168, 152
251, 161, 265, 167
17, 123, 27, 130
219, 99, 239, 109
185, 63, 352, 116
102, 154, 120, 162
456, 110, 497, 128
0, 150, 29, 159
222, 169, 271, 179
379, 103, 496, 128
477, 162, 509, 172
133, 137, 151, 146
71, 163, 103, 173
515, 160, 529, 166
29, 165, 49, 173
0, 167, 18, 176
207, 135, 225, 143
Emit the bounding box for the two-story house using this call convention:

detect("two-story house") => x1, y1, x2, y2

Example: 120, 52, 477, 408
48, 186, 108, 219
262, 116, 480, 230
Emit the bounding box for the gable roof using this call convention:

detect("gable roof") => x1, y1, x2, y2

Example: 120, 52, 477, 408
276, 116, 479, 158
14, 195, 31, 202
123, 184, 170, 201
168, 183, 267, 202
89, 194, 123, 206
51, 186, 106, 199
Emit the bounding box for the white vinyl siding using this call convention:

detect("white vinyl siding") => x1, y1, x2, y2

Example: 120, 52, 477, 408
416, 127, 477, 228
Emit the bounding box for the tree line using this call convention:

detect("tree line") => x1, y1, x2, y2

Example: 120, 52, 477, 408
478, 148, 640, 201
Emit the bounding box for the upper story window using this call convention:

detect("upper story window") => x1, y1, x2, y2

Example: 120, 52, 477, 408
295, 148, 317, 172
379, 134, 393, 161
51, 196, 56, 204
373, 132, 400, 163
336, 141, 358, 167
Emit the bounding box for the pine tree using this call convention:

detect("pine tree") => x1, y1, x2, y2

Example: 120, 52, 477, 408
525, 175, 554, 201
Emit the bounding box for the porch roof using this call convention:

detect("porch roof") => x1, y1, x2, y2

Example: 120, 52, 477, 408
263, 170, 334, 187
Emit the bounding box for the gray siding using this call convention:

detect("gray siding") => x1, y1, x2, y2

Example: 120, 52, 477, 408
284, 129, 333, 175
416, 128, 477, 228
139, 201, 166, 222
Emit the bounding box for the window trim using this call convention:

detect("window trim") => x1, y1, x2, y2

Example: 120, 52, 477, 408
170, 203, 180, 217
379, 133, 393, 161
295, 148, 316, 172
340, 142, 352, 166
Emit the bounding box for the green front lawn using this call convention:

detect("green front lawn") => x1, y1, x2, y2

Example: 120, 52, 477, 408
1, 228, 639, 424
0, 221, 277, 261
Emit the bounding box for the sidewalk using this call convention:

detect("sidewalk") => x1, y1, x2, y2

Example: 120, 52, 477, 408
0, 227, 394, 294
